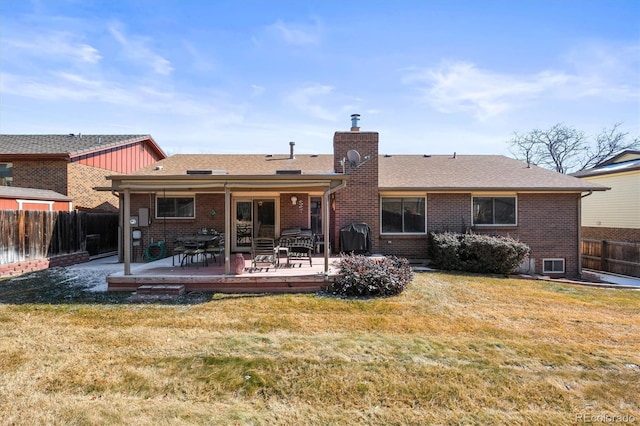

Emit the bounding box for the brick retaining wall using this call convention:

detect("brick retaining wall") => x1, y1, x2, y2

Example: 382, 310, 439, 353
0, 252, 90, 279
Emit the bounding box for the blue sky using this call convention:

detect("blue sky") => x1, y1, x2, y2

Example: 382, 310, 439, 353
1, 1, 638, 157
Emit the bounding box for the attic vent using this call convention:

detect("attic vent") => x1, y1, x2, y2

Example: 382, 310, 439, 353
265, 154, 273, 157
276, 170, 302, 175
310, 154, 318, 157
186, 170, 212, 175
384, 154, 392, 158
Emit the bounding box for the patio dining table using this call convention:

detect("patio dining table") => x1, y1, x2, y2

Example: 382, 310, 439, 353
175, 235, 219, 267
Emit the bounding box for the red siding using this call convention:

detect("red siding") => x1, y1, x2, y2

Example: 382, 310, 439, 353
0, 198, 71, 211
75, 141, 163, 173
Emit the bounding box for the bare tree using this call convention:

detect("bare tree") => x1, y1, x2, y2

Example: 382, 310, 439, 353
508, 123, 639, 174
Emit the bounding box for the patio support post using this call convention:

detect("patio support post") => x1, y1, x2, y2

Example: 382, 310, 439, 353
323, 191, 330, 273
123, 188, 131, 275
224, 186, 231, 274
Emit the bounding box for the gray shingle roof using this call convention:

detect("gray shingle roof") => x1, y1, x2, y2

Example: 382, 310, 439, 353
379, 155, 607, 191
133, 153, 335, 175
0, 134, 153, 156
0, 186, 71, 201
125, 153, 606, 192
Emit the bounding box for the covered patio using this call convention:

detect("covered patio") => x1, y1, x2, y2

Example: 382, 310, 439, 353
107, 252, 342, 294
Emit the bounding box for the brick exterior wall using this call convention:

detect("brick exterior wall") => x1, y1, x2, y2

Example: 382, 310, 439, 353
12, 160, 68, 194
582, 226, 640, 243
333, 131, 379, 253
128, 193, 227, 261
280, 193, 309, 230
421, 193, 581, 277
67, 162, 119, 212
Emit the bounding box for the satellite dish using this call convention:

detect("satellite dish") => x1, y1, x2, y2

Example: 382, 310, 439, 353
346, 149, 361, 166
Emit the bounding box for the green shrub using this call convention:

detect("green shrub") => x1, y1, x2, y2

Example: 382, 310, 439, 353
332, 254, 413, 298
428, 232, 530, 275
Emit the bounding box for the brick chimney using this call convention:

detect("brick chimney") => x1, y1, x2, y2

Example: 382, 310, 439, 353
332, 114, 379, 253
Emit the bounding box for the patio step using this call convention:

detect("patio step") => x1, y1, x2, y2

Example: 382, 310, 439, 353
136, 284, 185, 296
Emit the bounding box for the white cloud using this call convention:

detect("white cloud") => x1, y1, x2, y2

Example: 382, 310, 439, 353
3, 31, 101, 64
266, 18, 322, 46
403, 61, 572, 120
251, 84, 265, 97
108, 22, 174, 75
284, 84, 337, 121
403, 45, 639, 121
0, 70, 245, 120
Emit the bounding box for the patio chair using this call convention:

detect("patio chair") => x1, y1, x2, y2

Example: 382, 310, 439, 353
251, 237, 277, 270
172, 242, 186, 266
205, 233, 224, 265
181, 240, 207, 268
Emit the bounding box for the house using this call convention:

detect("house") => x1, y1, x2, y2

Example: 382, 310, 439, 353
106, 116, 607, 278
571, 150, 640, 243
0, 134, 166, 212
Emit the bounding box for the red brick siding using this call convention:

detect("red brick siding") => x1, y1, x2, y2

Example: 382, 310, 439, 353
424, 193, 581, 277
378, 235, 428, 259
280, 193, 309, 230
333, 132, 379, 253
12, 160, 68, 194
582, 226, 640, 243
427, 193, 473, 234
128, 193, 226, 260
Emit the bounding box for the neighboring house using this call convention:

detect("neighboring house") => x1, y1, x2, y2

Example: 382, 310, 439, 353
0, 186, 72, 211
571, 150, 640, 243
0, 134, 166, 212
106, 117, 606, 278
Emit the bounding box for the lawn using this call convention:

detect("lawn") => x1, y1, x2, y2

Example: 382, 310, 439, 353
0, 271, 638, 425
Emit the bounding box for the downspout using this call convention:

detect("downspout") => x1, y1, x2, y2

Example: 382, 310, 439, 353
578, 191, 593, 277
323, 179, 347, 274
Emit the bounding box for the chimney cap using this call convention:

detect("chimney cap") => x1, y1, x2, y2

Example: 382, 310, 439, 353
350, 113, 360, 131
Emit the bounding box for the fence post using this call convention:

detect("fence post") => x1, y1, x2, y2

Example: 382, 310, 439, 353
601, 240, 608, 272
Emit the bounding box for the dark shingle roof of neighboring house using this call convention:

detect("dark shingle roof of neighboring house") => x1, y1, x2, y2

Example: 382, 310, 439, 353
571, 150, 640, 178
125, 153, 606, 192
0, 186, 71, 201
0, 134, 166, 159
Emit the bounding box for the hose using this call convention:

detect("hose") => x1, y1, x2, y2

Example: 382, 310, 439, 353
145, 241, 166, 261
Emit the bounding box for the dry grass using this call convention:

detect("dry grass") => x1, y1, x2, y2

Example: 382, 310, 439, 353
1, 272, 639, 425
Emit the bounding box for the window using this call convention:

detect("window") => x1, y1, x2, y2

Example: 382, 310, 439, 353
543, 258, 565, 274
381, 197, 425, 233
473, 196, 516, 225
156, 196, 195, 218
0, 163, 13, 186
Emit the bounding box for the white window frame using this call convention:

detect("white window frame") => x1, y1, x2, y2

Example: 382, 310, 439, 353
472, 194, 517, 226
543, 258, 565, 274
155, 193, 196, 219
380, 196, 427, 235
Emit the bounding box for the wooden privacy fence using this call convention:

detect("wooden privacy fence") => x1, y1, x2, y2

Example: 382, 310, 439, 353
581, 239, 640, 278
0, 210, 119, 265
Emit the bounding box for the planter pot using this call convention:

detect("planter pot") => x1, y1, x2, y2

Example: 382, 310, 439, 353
234, 253, 246, 275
